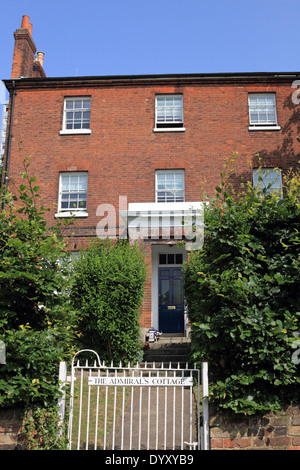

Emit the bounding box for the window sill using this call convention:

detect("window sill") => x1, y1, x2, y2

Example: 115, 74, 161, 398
153, 127, 186, 133
59, 129, 92, 135
55, 211, 89, 218
249, 125, 281, 131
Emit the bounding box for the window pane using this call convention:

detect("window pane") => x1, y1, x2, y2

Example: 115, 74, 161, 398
60, 173, 88, 211
249, 93, 276, 125
166, 191, 175, 202
175, 254, 183, 264
83, 100, 91, 108
156, 97, 165, 106
253, 168, 282, 197
173, 279, 183, 305
167, 254, 175, 264
64, 98, 91, 130
159, 254, 167, 264
161, 280, 170, 304
174, 96, 183, 106
156, 171, 185, 203
156, 95, 183, 125
175, 191, 184, 202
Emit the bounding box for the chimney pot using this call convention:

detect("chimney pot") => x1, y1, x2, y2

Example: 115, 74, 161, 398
21, 15, 30, 30
36, 51, 44, 66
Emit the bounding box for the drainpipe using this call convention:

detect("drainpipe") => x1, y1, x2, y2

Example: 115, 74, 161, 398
1, 80, 16, 207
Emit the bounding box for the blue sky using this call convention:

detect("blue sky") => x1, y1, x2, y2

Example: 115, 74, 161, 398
1, 0, 300, 102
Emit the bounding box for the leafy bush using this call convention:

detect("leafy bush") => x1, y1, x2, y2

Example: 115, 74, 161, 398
0, 161, 77, 410
71, 239, 146, 363
21, 406, 68, 450
184, 160, 300, 415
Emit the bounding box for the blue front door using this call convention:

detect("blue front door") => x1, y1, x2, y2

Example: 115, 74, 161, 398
159, 267, 184, 333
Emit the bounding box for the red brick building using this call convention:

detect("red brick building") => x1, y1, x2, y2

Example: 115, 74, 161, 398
2, 16, 300, 339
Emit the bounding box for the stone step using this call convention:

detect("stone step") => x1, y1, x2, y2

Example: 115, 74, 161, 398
144, 336, 191, 365
144, 350, 190, 360
148, 341, 190, 349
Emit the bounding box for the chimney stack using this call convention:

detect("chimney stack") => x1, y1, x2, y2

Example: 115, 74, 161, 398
11, 15, 46, 79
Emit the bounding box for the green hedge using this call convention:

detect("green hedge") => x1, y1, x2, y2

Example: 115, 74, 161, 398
184, 162, 300, 414
0, 161, 76, 410
71, 239, 146, 363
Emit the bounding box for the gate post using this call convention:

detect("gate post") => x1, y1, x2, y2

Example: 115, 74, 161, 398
58, 361, 67, 437
201, 362, 210, 450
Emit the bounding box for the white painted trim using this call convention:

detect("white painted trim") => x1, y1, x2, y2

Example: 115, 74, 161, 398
153, 127, 186, 132
59, 129, 91, 135
128, 201, 204, 213
55, 211, 88, 218
248, 125, 281, 131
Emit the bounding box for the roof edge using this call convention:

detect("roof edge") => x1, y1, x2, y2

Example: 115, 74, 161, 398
3, 71, 300, 90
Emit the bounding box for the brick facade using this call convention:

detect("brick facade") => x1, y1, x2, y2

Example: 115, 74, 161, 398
2, 16, 300, 336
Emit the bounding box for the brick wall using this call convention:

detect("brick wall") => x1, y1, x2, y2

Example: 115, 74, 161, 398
1, 405, 300, 450
5, 76, 299, 236
0, 408, 24, 450
210, 405, 300, 450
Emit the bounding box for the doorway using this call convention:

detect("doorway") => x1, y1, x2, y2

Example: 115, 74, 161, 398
158, 267, 184, 333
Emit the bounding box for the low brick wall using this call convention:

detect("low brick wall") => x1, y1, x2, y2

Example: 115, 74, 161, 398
1, 405, 300, 450
210, 405, 300, 450
0, 408, 25, 450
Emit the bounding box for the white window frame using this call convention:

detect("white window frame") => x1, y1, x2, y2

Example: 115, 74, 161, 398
55, 172, 89, 218
155, 170, 185, 203
253, 168, 283, 198
60, 97, 91, 135
154, 94, 185, 132
248, 93, 280, 131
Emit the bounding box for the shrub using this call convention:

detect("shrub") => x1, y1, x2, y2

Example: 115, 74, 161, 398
0, 160, 77, 410
184, 160, 300, 415
21, 406, 68, 450
71, 239, 146, 363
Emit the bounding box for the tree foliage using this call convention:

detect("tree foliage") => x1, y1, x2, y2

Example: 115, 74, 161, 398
184, 159, 300, 415
0, 160, 77, 410
71, 239, 146, 363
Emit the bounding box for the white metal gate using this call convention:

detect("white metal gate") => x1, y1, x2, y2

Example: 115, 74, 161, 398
59, 350, 209, 450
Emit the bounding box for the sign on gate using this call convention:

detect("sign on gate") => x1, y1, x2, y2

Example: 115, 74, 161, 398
88, 376, 193, 387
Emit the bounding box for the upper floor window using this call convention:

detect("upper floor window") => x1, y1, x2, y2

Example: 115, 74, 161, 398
56, 172, 88, 217
253, 168, 283, 198
248, 93, 280, 130
60, 97, 91, 135
154, 95, 185, 132
156, 170, 185, 203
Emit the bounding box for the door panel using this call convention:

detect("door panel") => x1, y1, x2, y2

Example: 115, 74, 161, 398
159, 267, 184, 333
